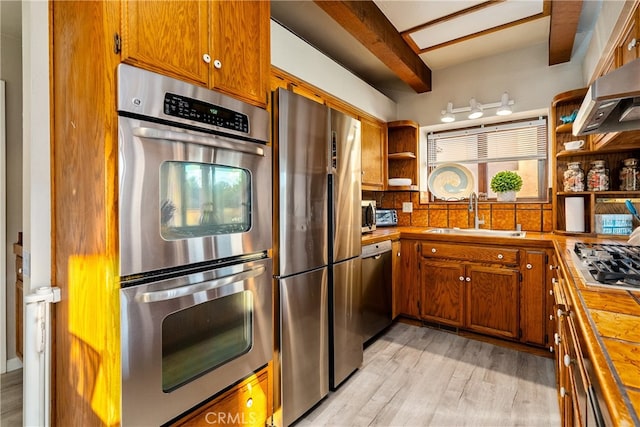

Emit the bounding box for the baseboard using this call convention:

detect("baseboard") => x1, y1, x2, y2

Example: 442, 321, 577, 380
6, 357, 23, 372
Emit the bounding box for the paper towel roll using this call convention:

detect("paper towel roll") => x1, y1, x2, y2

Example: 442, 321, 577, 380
565, 197, 585, 232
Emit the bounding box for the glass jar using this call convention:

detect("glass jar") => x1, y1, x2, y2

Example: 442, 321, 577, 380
622, 158, 640, 191
587, 160, 609, 191
563, 162, 584, 192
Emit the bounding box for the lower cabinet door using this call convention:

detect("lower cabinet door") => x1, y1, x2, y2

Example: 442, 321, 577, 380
465, 264, 519, 339
420, 259, 464, 327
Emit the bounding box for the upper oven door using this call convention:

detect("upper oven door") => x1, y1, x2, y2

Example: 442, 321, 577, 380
118, 116, 272, 277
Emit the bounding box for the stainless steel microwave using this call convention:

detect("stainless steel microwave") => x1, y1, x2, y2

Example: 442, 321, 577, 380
362, 200, 376, 233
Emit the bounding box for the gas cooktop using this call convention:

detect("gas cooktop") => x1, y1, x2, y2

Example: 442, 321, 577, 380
572, 242, 640, 291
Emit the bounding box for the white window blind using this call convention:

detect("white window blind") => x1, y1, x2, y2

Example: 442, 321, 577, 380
427, 118, 547, 165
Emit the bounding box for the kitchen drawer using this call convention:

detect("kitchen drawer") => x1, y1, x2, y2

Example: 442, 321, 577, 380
420, 242, 519, 265
170, 365, 271, 426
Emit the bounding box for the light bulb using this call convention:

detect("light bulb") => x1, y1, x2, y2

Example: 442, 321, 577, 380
441, 102, 455, 123
496, 92, 512, 116
468, 98, 483, 119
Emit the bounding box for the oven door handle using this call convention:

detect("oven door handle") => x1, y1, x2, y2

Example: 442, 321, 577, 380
135, 265, 266, 303
132, 127, 265, 157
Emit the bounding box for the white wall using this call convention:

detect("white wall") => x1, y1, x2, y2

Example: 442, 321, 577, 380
271, 20, 398, 122
396, 42, 583, 128
0, 5, 23, 369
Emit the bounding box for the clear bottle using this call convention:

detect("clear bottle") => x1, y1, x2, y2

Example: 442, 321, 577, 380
586, 160, 609, 191
563, 162, 584, 192
623, 158, 640, 191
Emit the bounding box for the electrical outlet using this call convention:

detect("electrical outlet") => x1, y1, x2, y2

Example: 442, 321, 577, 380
402, 202, 413, 213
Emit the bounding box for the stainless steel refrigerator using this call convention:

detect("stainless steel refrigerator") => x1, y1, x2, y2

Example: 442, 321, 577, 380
274, 88, 362, 426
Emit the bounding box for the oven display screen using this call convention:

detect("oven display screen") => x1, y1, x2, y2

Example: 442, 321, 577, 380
164, 93, 249, 133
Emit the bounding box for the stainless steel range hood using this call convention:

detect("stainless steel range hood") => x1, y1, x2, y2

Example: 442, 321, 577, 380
573, 58, 640, 135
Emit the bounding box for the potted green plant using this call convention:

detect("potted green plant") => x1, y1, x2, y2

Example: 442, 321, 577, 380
490, 170, 523, 201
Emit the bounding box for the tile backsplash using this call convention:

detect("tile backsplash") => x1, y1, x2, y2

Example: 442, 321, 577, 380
365, 191, 552, 232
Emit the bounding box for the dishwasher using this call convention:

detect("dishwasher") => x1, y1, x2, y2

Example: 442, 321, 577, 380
361, 240, 393, 343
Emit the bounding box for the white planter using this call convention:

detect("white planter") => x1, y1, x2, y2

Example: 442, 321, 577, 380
497, 190, 517, 202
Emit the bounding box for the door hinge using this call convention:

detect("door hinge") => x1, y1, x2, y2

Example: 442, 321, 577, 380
114, 33, 121, 54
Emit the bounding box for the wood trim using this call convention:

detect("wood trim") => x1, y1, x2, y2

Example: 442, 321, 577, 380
313, 0, 432, 93
548, 0, 583, 65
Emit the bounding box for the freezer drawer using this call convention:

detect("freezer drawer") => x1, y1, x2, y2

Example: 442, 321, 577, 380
330, 257, 363, 389
279, 268, 329, 426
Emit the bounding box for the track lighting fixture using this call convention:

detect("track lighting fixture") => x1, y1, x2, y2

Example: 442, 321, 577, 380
440, 92, 514, 123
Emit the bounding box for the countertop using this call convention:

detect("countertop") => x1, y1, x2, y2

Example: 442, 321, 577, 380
364, 227, 640, 424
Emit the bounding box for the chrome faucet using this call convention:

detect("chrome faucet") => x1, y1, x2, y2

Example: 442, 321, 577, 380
468, 192, 485, 229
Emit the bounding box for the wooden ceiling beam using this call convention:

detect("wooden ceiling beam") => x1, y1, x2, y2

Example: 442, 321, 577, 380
314, 0, 432, 93
548, 0, 583, 65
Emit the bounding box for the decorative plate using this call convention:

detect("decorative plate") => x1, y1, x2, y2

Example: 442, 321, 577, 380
428, 163, 474, 200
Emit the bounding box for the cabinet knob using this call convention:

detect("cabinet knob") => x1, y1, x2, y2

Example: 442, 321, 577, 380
554, 332, 561, 345
549, 346, 554, 353
552, 278, 558, 285
563, 354, 572, 367
459, 276, 465, 281
628, 38, 637, 51
246, 397, 253, 408
465, 277, 471, 282
18, 267, 22, 274
431, 248, 436, 253
557, 308, 565, 318
497, 254, 504, 260
213, 59, 222, 69
397, 251, 401, 257
526, 263, 532, 269
549, 314, 554, 320
202, 53, 211, 64
549, 289, 554, 296
549, 265, 558, 270
560, 387, 568, 398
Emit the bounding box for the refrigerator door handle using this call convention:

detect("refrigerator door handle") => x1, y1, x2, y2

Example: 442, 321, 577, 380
331, 130, 337, 172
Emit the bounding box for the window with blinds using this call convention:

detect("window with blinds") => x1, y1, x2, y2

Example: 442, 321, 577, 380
422, 118, 548, 201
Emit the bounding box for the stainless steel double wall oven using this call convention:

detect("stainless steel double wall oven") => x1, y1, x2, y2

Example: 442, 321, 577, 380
117, 64, 272, 426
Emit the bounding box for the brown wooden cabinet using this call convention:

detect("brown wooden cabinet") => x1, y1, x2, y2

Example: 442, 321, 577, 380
361, 117, 387, 191
387, 120, 419, 191
121, 0, 270, 107
520, 249, 552, 347
419, 258, 464, 327
617, 5, 639, 68
394, 239, 420, 318
402, 240, 552, 347
391, 239, 402, 319
170, 364, 273, 426
552, 89, 640, 236
419, 243, 519, 338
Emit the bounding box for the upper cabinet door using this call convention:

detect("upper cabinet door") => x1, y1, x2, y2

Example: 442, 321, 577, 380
210, 0, 270, 107
121, 1, 210, 86
361, 117, 387, 191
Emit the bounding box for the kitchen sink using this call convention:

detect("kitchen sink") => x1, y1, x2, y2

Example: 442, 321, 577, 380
425, 227, 527, 238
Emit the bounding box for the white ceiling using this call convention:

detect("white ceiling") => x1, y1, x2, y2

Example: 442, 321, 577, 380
271, 0, 602, 100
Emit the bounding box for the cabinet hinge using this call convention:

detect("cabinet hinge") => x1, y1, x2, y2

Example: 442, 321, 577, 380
519, 328, 523, 339
520, 272, 523, 282
114, 33, 121, 54
544, 334, 549, 345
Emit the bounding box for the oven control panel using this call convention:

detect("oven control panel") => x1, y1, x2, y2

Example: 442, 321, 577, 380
164, 93, 249, 133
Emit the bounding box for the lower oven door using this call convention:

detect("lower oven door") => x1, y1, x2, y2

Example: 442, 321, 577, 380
120, 257, 272, 426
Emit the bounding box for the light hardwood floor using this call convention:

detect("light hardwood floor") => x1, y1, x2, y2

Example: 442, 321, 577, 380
1, 368, 22, 427
298, 322, 560, 426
